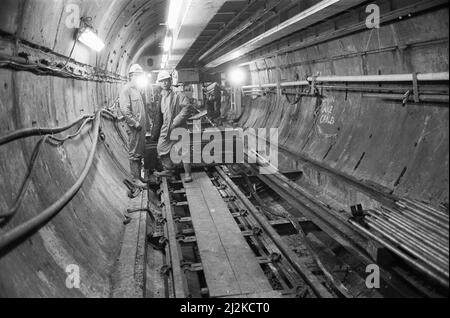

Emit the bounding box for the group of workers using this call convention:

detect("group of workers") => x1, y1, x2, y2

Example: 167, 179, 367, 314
119, 64, 195, 188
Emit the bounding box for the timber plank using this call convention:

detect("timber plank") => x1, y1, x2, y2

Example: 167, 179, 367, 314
183, 179, 241, 297
184, 172, 273, 297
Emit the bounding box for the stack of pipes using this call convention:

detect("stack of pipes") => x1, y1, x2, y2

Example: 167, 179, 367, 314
356, 198, 449, 288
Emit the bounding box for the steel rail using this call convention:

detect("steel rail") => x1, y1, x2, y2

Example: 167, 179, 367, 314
245, 164, 436, 296
160, 178, 190, 298
243, 173, 352, 298
249, 151, 450, 289
216, 166, 334, 298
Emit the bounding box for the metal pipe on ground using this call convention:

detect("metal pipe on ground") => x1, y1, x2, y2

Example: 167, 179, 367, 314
349, 219, 449, 288
369, 211, 449, 252
397, 199, 449, 221
366, 220, 449, 282
366, 216, 449, 269
381, 206, 449, 233
370, 209, 449, 247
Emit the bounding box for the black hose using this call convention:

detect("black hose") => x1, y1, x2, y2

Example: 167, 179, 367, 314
0, 114, 94, 146
0, 111, 103, 251
0, 116, 102, 220
47, 116, 94, 145
0, 136, 48, 219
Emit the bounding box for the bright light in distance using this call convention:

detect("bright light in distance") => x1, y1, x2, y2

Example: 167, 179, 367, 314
161, 62, 166, 69
228, 68, 246, 86
167, 0, 183, 30
163, 36, 172, 52
162, 54, 169, 63
136, 74, 149, 89
78, 28, 105, 52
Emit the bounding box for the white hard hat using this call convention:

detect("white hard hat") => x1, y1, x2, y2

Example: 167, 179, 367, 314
129, 64, 144, 74
157, 70, 172, 82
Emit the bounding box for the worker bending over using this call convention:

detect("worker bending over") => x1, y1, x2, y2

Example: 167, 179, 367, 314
119, 64, 147, 188
154, 70, 194, 183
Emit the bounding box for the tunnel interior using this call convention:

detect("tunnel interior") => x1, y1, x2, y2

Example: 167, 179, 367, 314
0, 0, 448, 298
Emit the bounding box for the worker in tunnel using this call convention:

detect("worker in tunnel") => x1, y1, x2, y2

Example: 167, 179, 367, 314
153, 70, 194, 183
119, 64, 148, 188
205, 82, 223, 123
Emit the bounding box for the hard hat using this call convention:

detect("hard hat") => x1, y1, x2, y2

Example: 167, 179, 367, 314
129, 64, 144, 74
157, 70, 172, 82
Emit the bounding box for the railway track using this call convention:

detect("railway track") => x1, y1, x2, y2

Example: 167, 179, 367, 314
143, 163, 447, 298
240, 163, 448, 297
148, 167, 341, 298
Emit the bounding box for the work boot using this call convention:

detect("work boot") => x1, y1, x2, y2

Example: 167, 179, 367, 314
183, 163, 193, 183
130, 160, 148, 188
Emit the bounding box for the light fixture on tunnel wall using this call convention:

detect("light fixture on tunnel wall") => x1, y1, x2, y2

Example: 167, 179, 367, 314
78, 28, 105, 52
77, 17, 105, 52
228, 67, 247, 86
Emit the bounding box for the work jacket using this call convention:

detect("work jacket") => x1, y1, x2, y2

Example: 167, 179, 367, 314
156, 89, 193, 156
119, 83, 146, 130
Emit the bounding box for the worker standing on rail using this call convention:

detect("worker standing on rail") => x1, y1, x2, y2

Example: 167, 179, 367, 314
154, 70, 194, 183
119, 64, 148, 188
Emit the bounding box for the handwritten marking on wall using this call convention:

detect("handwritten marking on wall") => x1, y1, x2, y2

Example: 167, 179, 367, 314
319, 103, 336, 125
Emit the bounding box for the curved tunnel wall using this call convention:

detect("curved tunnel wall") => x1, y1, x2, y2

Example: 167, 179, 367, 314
238, 8, 449, 208
0, 0, 448, 297
0, 0, 165, 297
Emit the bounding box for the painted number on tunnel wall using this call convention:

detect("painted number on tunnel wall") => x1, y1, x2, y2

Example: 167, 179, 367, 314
319, 104, 336, 125
65, 264, 80, 289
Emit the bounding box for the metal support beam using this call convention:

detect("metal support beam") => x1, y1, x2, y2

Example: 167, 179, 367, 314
168, 0, 227, 69
204, 0, 369, 68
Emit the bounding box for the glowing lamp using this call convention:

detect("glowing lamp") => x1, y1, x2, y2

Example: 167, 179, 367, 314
78, 27, 105, 52
228, 68, 246, 86
136, 73, 149, 89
